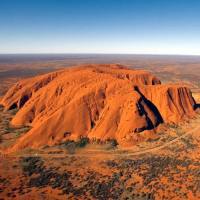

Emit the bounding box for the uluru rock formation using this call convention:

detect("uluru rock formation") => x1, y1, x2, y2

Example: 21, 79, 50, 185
0, 64, 197, 151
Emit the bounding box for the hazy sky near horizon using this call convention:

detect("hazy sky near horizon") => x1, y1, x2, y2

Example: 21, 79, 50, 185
1, 0, 200, 55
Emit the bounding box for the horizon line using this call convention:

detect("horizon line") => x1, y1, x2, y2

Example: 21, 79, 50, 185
1, 52, 200, 57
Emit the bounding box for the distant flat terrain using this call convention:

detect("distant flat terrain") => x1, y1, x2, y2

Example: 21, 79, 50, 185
0, 54, 200, 96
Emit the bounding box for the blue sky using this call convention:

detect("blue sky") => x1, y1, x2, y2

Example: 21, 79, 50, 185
0, 0, 200, 54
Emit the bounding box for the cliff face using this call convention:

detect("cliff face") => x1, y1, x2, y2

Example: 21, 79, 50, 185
1, 64, 196, 150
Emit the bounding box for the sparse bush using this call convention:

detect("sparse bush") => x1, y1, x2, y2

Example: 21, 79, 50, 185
19, 126, 31, 132
168, 123, 179, 129
76, 136, 90, 148
62, 140, 76, 154
62, 137, 118, 153
147, 137, 159, 142
88, 137, 118, 148
90, 138, 103, 145
3, 126, 14, 134
105, 138, 118, 148
66, 143, 76, 154
62, 137, 90, 154
8, 108, 19, 115
20, 156, 44, 176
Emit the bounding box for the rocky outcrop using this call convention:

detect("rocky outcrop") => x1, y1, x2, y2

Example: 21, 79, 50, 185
0, 64, 196, 150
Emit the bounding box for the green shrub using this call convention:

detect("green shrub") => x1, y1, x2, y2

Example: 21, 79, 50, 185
62, 137, 90, 154
76, 137, 90, 148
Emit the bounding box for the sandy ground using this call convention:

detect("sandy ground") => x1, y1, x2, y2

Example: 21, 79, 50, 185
0, 56, 200, 199
0, 107, 200, 199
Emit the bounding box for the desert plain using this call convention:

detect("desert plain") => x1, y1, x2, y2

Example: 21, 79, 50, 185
0, 54, 200, 200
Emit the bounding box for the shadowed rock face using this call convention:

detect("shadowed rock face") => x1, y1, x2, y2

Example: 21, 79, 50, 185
1, 64, 197, 150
